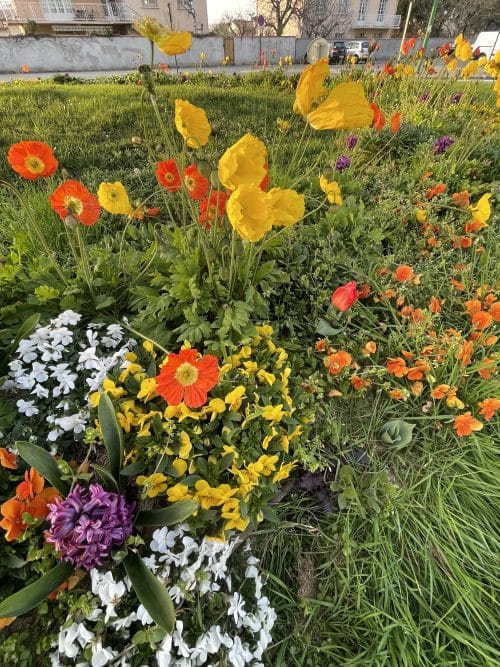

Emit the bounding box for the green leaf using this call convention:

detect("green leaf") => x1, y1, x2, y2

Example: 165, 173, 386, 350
315, 318, 342, 336
379, 420, 415, 447
16, 442, 70, 495
0, 561, 74, 618
120, 461, 145, 477
98, 392, 124, 486
135, 500, 198, 527
123, 552, 175, 633
91, 463, 119, 491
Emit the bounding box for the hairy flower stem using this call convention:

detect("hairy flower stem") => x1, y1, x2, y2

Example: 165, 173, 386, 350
75, 225, 94, 296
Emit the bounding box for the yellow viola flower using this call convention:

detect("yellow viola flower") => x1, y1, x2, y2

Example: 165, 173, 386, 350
97, 181, 132, 215
136, 378, 158, 402
218, 133, 267, 190
242, 361, 258, 374
277, 117, 290, 132
262, 404, 285, 422
320, 175, 343, 205
281, 435, 290, 453
143, 340, 156, 356
172, 458, 188, 476
225, 386, 246, 411
257, 369, 276, 386
267, 187, 305, 228
293, 57, 330, 117
226, 185, 274, 242
178, 431, 192, 458
223, 512, 250, 532
454, 33, 472, 61
256, 325, 273, 337
469, 193, 492, 226
174, 99, 211, 149
194, 480, 236, 509
118, 362, 144, 383
273, 462, 296, 483
306, 82, 373, 131
262, 428, 277, 450
167, 483, 192, 502
101, 379, 126, 400
136, 472, 168, 498
256, 454, 279, 475
239, 346, 252, 358
155, 31, 192, 56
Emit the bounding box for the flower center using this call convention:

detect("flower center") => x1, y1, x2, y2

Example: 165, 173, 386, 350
165, 173, 174, 182
175, 362, 199, 387
63, 195, 84, 216
25, 156, 45, 174
185, 176, 195, 191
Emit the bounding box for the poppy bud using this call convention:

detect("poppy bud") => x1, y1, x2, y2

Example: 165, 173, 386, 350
64, 214, 78, 229
196, 159, 212, 178
331, 281, 358, 311
322, 166, 334, 180
61, 168, 71, 180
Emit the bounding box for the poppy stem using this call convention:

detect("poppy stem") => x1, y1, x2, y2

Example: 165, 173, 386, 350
75, 225, 94, 297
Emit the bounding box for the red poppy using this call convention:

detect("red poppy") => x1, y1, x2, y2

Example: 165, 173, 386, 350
401, 37, 416, 56
383, 63, 395, 76
156, 348, 219, 408
156, 159, 181, 192
370, 103, 385, 130
331, 281, 358, 311
260, 162, 270, 191
183, 164, 210, 201
49, 180, 101, 226
438, 42, 452, 58
390, 112, 401, 133
199, 190, 228, 228
7, 141, 58, 180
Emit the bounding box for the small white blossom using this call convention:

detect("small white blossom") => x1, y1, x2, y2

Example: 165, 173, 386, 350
16, 398, 39, 416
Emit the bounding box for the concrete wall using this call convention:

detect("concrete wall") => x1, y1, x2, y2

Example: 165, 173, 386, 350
232, 36, 297, 66
0, 35, 224, 73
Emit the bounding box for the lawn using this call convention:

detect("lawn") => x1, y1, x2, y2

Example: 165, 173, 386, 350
0, 58, 499, 667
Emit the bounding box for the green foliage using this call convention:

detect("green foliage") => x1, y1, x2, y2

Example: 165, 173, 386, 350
379, 419, 416, 447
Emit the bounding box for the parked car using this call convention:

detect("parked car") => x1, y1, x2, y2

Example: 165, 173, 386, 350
344, 40, 370, 63
329, 41, 347, 64
471, 31, 500, 59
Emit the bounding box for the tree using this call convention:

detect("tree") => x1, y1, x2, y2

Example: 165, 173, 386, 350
258, 0, 303, 36
397, 0, 500, 37
210, 8, 256, 37
298, 0, 352, 39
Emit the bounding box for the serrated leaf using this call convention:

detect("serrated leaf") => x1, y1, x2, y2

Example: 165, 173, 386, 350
124, 552, 175, 633
0, 561, 74, 618
135, 500, 198, 527
16, 442, 70, 495
98, 392, 124, 486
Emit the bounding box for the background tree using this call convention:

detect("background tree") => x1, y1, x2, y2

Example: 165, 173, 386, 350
298, 0, 352, 39
258, 0, 303, 36
210, 9, 257, 37
397, 0, 500, 37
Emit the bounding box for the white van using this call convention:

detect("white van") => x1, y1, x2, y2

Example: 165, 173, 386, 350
471, 32, 500, 59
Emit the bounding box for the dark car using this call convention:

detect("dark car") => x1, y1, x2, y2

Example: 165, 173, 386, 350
329, 41, 347, 64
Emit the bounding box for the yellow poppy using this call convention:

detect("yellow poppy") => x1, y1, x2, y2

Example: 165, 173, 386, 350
156, 31, 192, 56
454, 34, 472, 61
226, 185, 273, 242
267, 187, 305, 227
97, 181, 132, 215
307, 82, 373, 131
134, 16, 165, 41
174, 99, 211, 148
319, 175, 343, 205
218, 133, 267, 190
469, 193, 492, 226
293, 57, 330, 117
461, 60, 480, 78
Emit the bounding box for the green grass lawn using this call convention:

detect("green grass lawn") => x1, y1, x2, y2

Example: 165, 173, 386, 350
0, 73, 499, 666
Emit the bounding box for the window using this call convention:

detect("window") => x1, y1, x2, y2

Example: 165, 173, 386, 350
142, 0, 158, 6
338, 0, 347, 13
357, 0, 367, 21
39, 0, 72, 16
377, 0, 388, 22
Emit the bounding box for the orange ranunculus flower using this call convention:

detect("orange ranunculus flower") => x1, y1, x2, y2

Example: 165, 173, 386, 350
471, 311, 493, 330
362, 341, 377, 355
331, 281, 358, 311
386, 357, 408, 377
183, 164, 210, 201
370, 103, 385, 130
174, 99, 211, 149
429, 296, 442, 313
326, 350, 352, 375
49, 180, 101, 226
293, 57, 330, 117
478, 398, 500, 421
156, 348, 219, 408
489, 302, 500, 321
452, 190, 470, 208
155, 30, 192, 56
464, 299, 482, 316
156, 159, 182, 192
199, 190, 228, 228
0, 498, 28, 541
306, 82, 373, 131
16, 468, 45, 500
7, 141, 58, 180
390, 112, 401, 133
393, 265, 414, 282
0, 448, 17, 470
453, 412, 483, 437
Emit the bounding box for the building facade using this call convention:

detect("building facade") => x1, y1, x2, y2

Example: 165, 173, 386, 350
0, 0, 208, 36
256, 0, 401, 39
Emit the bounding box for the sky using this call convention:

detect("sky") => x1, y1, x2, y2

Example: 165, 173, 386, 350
207, 0, 256, 25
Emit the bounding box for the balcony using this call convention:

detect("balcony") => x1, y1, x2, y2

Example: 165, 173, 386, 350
4, 1, 131, 24
355, 14, 401, 29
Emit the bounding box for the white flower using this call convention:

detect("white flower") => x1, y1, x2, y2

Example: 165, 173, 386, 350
172, 621, 191, 658
52, 326, 73, 347
53, 310, 81, 326
91, 639, 117, 667
151, 527, 179, 553
31, 383, 50, 399
169, 585, 185, 605
16, 398, 39, 416
136, 604, 154, 625
54, 412, 87, 434
15, 374, 36, 390
78, 346, 100, 369
58, 622, 95, 658
227, 593, 246, 627
227, 636, 254, 667
16, 339, 38, 363
48, 428, 63, 442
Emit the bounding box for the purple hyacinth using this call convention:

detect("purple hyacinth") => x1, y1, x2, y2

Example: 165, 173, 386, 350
335, 155, 351, 173
433, 136, 455, 155
345, 134, 358, 150
419, 92, 430, 103
46, 484, 134, 570
451, 92, 463, 104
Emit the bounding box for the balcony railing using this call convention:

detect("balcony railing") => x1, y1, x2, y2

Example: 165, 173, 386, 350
355, 14, 401, 29
4, 2, 131, 24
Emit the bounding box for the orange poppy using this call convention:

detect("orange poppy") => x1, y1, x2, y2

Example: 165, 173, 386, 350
478, 398, 500, 421
457, 339, 474, 365
477, 358, 496, 379
390, 112, 401, 133
326, 350, 352, 375
489, 302, 500, 321
183, 164, 210, 201
386, 357, 408, 377
0, 498, 28, 541
393, 265, 414, 282
429, 296, 442, 313
156, 348, 219, 408
351, 375, 370, 390
471, 311, 493, 330
453, 412, 483, 437
49, 180, 101, 226
16, 468, 45, 500
7, 141, 58, 180
383, 63, 395, 76
370, 103, 385, 130
452, 191, 470, 208
401, 37, 416, 56
156, 159, 182, 192
0, 447, 17, 470
199, 190, 228, 228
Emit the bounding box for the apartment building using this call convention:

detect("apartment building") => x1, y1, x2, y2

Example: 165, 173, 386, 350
256, 0, 401, 39
0, 0, 208, 36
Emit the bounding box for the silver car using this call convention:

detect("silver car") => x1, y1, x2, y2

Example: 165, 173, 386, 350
344, 40, 370, 63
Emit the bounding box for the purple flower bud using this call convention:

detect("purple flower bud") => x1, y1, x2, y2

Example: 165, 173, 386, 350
433, 136, 455, 155
451, 92, 463, 104
46, 484, 134, 570
419, 92, 430, 103
345, 134, 358, 150
335, 155, 351, 173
